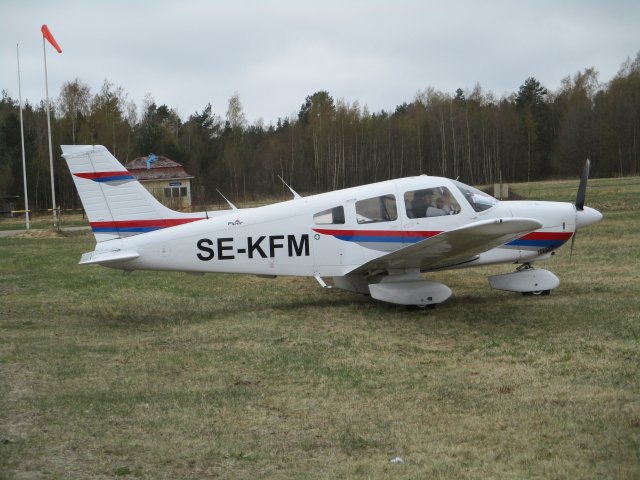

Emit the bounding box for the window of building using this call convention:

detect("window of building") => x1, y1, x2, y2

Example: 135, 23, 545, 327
313, 206, 346, 225
356, 194, 397, 224
164, 186, 188, 198
404, 187, 461, 218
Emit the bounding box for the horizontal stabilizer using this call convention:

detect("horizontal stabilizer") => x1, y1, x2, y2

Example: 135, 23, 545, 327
79, 249, 140, 266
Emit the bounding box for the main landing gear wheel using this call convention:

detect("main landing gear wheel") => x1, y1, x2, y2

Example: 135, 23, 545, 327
406, 304, 437, 311
522, 290, 551, 296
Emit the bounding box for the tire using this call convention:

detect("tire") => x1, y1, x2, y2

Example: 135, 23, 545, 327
522, 290, 551, 296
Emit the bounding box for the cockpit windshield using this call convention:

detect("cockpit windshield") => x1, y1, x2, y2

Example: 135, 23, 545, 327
451, 180, 498, 212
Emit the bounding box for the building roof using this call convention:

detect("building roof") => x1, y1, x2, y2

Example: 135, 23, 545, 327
125, 155, 193, 181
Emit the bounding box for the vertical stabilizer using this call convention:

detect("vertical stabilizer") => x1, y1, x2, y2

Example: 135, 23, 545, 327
62, 145, 205, 242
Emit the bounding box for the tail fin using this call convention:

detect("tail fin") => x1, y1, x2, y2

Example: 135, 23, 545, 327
62, 145, 206, 243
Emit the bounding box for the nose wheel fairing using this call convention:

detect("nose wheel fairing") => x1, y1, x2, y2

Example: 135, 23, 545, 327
488, 264, 560, 294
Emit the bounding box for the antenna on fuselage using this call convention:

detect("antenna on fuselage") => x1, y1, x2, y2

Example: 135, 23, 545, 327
277, 175, 301, 199
200, 184, 209, 219
216, 188, 238, 210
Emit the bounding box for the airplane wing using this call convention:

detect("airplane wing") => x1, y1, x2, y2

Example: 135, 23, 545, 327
348, 217, 542, 274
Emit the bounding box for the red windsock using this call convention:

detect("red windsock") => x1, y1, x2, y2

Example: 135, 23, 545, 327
41, 24, 62, 53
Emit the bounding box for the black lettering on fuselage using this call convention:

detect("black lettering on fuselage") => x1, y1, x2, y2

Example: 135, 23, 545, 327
197, 234, 311, 261
196, 238, 215, 261
248, 236, 267, 258
288, 234, 309, 257
269, 235, 285, 257
217, 237, 235, 260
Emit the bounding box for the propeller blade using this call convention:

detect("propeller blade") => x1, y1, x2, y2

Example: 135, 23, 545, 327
575, 159, 590, 211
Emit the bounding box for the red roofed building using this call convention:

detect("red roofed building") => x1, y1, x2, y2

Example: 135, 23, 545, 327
125, 155, 194, 210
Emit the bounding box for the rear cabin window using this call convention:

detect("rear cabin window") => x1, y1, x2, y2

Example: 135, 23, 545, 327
356, 194, 397, 224
404, 187, 460, 218
313, 206, 345, 225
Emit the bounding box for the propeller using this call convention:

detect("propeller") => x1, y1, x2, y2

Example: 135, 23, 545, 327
570, 159, 591, 261
575, 159, 590, 211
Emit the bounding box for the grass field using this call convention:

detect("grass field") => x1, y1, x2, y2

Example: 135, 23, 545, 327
1, 177, 639, 479
0, 212, 88, 232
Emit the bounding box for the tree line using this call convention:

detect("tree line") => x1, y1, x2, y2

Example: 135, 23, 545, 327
1, 52, 639, 212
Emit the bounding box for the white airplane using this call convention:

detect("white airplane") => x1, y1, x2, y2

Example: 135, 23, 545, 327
61, 145, 602, 307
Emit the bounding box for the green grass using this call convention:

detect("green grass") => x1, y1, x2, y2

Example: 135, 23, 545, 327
1, 177, 639, 478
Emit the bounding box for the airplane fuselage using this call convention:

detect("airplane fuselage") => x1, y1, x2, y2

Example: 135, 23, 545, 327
95, 176, 585, 277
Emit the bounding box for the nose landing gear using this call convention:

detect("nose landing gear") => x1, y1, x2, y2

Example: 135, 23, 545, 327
488, 263, 559, 295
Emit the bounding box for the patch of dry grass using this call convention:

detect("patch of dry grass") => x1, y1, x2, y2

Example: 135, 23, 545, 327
1, 177, 639, 479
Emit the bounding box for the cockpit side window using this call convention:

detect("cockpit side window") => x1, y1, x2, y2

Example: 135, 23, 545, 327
356, 194, 397, 224
313, 206, 346, 225
404, 187, 461, 218
451, 180, 498, 212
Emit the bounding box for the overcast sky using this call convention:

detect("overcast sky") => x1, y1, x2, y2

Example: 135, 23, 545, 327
2, 0, 639, 124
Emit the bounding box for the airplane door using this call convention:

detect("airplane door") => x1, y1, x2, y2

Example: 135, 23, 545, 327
312, 200, 364, 276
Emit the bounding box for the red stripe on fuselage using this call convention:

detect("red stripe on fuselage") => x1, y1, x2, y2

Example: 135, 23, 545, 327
519, 231, 573, 240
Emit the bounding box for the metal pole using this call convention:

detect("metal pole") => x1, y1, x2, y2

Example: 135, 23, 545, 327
43, 35, 59, 230
17, 43, 30, 230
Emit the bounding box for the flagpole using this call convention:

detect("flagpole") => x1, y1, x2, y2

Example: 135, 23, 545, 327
43, 33, 59, 230
17, 44, 30, 230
